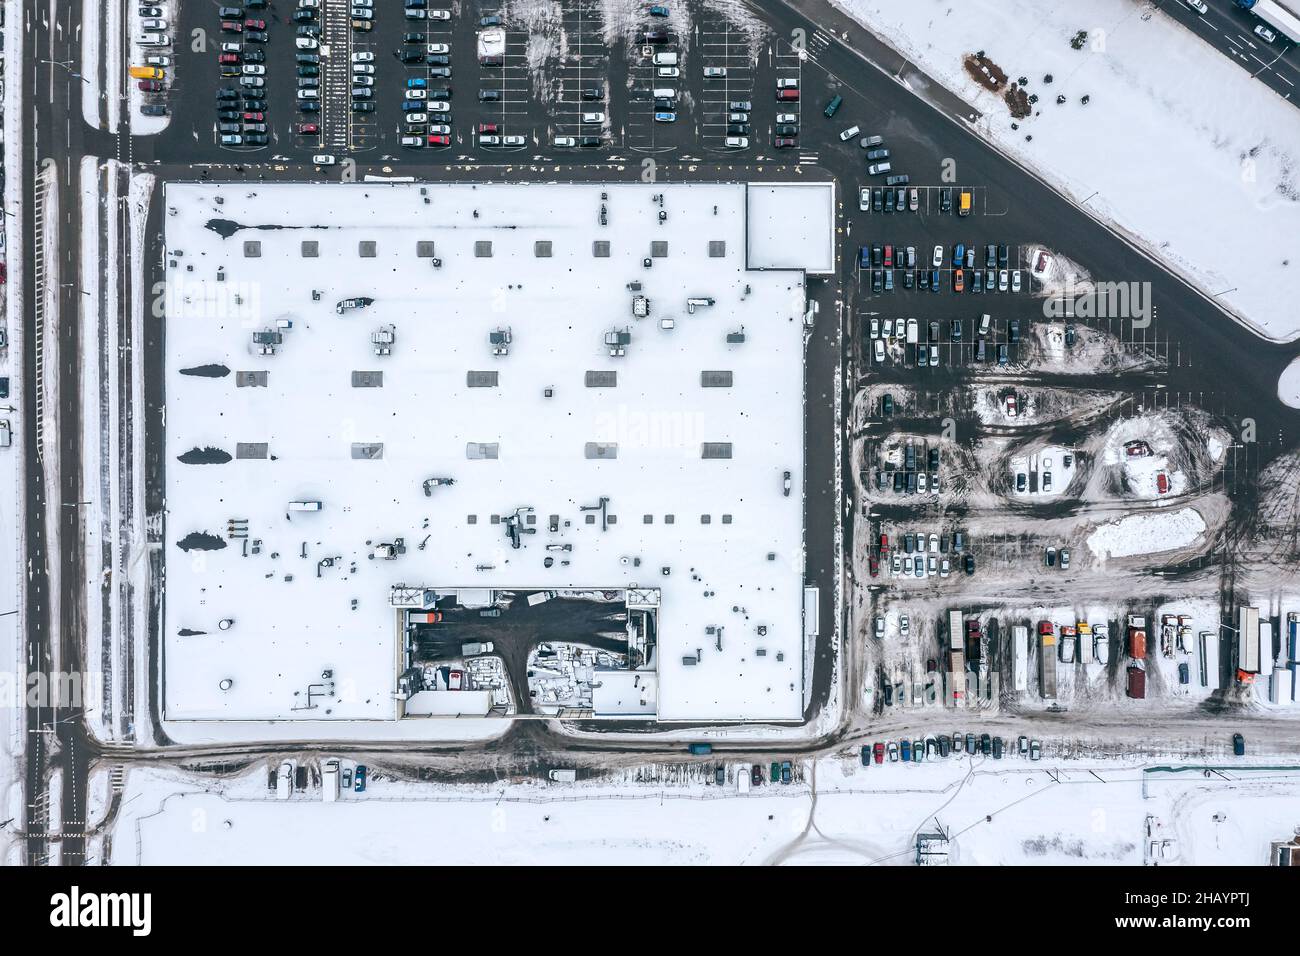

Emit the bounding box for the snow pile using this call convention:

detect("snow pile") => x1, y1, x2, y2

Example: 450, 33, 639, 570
833, 0, 1300, 342
1086, 507, 1207, 560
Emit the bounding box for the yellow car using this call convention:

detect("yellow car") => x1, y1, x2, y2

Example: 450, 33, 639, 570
129, 65, 164, 80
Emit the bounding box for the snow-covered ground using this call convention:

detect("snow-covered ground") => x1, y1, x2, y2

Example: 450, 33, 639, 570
834, 0, 1300, 342
105, 754, 1300, 865
1086, 507, 1207, 560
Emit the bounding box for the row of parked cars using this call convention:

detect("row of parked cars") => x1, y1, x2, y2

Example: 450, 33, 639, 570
396, 6, 457, 149
133, 2, 173, 116
215, 2, 273, 147
862, 733, 1041, 764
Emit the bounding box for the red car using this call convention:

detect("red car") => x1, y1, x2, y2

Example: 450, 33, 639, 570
774, 136, 796, 148
883, 244, 893, 268
873, 742, 885, 764
221, 20, 243, 31
242, 111, 264, 121
478, 122, 498, 134
137, 80, 163, 92
295, 122, 319, 134
879, 533, 888, 551
427, 134, 451, 146
776, 88, 799, 101
0, 262, 7, 284
243, 18, 266, 29
1156, 472, 1169, 495
868, 557, 879, 577
219, 52, 240, 64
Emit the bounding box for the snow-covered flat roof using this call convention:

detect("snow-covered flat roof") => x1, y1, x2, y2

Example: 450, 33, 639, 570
161, 182, 813, 724
745, 182, 835, 275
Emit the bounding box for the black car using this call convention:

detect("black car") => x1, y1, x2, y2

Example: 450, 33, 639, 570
940, 187, 952, 213
883, 683, 893, 706
642, 30, 668, 42
860, 746, 871, 767
581, 86, 604, 100
403, 31, 424, 42
938, 735, 950, 757
928, 320, 939, 342
1008, 319, 1020, 344
141, 103, 168, 116
297, 65, 318, 77
216, 88, 240, 100
980, 734, 992, 755
871, 244, 882, 268
950, 319, 962, 340
218, 109, 241, 121
244, 133, 269, 145
903, 533, 914, 553
243, 49, 265, 63
426, 54, 450, 65
963, 553, 975, 575
653, 97, 676, 111
965, 732, 977, 753
352, 102, 375, 113
295, 52, 320, 63
992, 737, 1003, 759
298, 101, 321, 112
986, 244, 996, 268
1232, 733, 1245, 756
902, 270, 914, 289
928, 448, 939, 471
997, 243, 1009, 267
577, 136, 602, 147
479, 89, 501, 101
972, 270, 984, 293
882, 187, 894, 213
292, 9, 315, 22
881, 393, 893, 416
1065, 324, 1076, 347
871, 270, 882, 294
245, 30, 268, 42
727, 124, 749, 135
295, 24, 320, 36
400, 50, 424, 63
775, 124, 798, 136
871, 187, 882, 211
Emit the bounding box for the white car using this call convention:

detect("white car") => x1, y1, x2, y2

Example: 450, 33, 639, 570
998, 269, 1009, 292
839, 125, 860, 142
351, 7, 374, 18
146, 55, 171, 66
881, 318, 893, 338
1254, 24, 1277, 43
353, 63, 375, 74
427, 43, 450, 53
725, 136, 748, 148
479, 134, 501, 145
553, 136, 576, 147
429, 101, 450, 112
869, 318, 879, 338
405, 112, 427, 123
351, 50, 374, 62
1011, 270, 1022, 293
296, 87, 318, 98
1187, 0, 1206, 11
776, 77, 798, 89
242, 64, 265, 75
400, 136, 424, 147
932, 245, 943, 268
299, 0, 320, 6
906, 318, 918, 341
221, 42, 242, 53
296, 36, 318, 49
352, 75, 374, 86
859, 186, 870, 211
405, 88, 427, 99
776, 112, 798, 124
428, 8, 451, 18
704, 66, 727, 78
312, 154, 336, 165
928, 533, 939, 553
581, 111, 605, 123
503, 134, 526, 146
656, 66, 679, 78
873, 338, 885, 363
428, 124, 451, 134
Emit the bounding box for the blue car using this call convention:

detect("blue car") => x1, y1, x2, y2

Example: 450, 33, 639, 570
401, 98, 425, 111
354, 765, 367, 792
648, 4, 670, 15
930, 269, 940, 291
952, 243, 964, 267
900, 739, 911, 762
653, 111, 675, 123
406, 76, 427, 89
858, 246, 870, 269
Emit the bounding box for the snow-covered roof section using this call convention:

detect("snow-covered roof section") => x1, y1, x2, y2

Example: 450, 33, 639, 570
745, 182, 835, 275
161, 182, 810, 725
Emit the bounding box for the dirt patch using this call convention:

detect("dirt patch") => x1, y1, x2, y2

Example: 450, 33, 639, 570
1004, 85, 1031, 120
963, 52, 1007, 93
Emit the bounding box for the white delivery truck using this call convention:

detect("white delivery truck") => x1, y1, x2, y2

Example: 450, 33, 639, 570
321, 758, 340, 802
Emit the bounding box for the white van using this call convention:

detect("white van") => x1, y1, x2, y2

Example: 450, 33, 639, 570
652, 51, 677, 65
137, 33, 171, 46
288, 499, 323, 511
979, 313, 992, 336
867, 161, 892, 175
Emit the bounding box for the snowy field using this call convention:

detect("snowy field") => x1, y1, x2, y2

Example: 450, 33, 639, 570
835, 0, 1300, 342
161, 182, 826, 726
105, 756, 1300, 866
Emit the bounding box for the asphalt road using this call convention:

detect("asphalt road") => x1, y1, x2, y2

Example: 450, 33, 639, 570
18, 0, 1300, 858
1157, 0, 1300, 106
